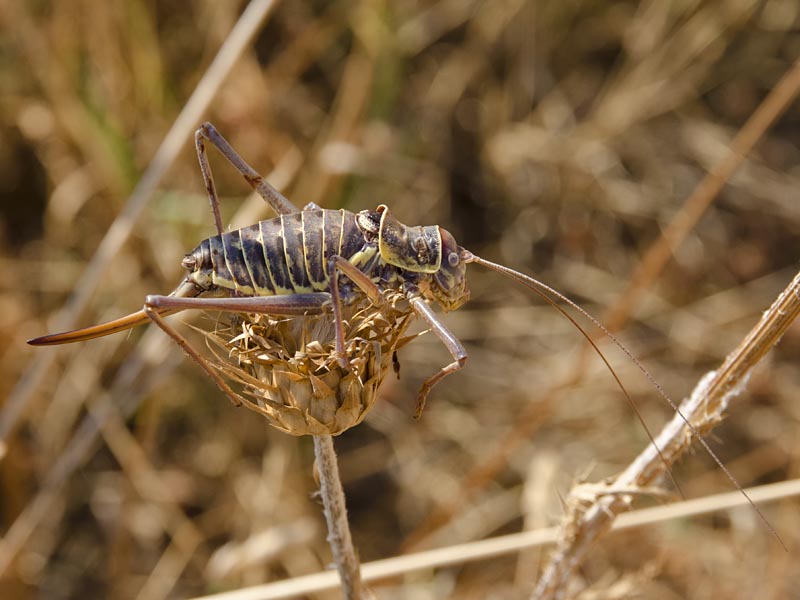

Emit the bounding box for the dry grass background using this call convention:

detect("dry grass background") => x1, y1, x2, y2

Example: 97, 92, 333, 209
1, 1, 800, 598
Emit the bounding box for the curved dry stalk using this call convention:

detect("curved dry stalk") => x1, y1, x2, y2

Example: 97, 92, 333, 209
0, 2, 287, 582
532, 268, 800, 599
313, 434, 368, 600
401, 54, 800, 553
184, 479, 800, 600
0, 0, 282, 446
604, 55, 800, 332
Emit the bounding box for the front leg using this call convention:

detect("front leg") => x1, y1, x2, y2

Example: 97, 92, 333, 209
405, 286, 468, 418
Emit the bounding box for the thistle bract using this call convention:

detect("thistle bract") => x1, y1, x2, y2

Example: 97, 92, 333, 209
205, 291, 413, 435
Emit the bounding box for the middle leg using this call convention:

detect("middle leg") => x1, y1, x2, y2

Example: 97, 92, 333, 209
327, 256, 383, 369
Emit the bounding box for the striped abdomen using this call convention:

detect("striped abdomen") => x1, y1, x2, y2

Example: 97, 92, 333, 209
190, 209, 375, 296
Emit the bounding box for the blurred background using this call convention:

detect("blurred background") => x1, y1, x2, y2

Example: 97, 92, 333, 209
1, 1, 799, 598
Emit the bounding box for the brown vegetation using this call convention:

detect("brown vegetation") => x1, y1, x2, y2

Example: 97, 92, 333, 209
2, 1, 799, 598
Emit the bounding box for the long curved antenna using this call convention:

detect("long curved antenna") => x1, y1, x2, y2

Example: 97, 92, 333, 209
465, 252, 682, 497
27, 280, 199, 346
465, 251, 778, 540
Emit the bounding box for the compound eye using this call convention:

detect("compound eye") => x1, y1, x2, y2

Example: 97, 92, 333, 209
438, 227, 461, 268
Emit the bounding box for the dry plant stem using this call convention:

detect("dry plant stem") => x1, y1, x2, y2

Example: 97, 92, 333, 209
604, 55, 800, 332
313, 434, 366, 600
0, 335, 169, 576
533, 268, 800, 600
1, 0, 280, 446
402, 57, 800, 549
188, 480, 800, 600
0, 152, 300, 578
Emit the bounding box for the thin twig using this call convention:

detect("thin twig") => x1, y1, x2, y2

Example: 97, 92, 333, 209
185, 479, 800, 600
1, 0, 281, 447
401, 54, 800, 552
532, 268, 800, 599
0, 332, 171, 576
603, 55, 800, 332
313, 434, 366, 600
0, 151, 301, 579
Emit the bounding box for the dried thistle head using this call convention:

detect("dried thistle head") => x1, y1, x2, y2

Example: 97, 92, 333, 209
202, 291, 414, 435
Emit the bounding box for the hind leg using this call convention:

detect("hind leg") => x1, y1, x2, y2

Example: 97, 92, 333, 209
144, 293, 331, 406
195, 122, 300, 219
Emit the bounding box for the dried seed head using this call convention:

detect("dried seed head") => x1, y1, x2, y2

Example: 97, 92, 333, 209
203, 291, 413, 435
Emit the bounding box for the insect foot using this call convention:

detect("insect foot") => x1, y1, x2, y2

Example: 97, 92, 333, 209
204, 290, 413, 435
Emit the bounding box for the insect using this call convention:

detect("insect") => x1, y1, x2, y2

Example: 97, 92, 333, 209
29, 122, 779, 541
18, 124, 707, 418
29, 123, 476, 417
29, 122, 616, 419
